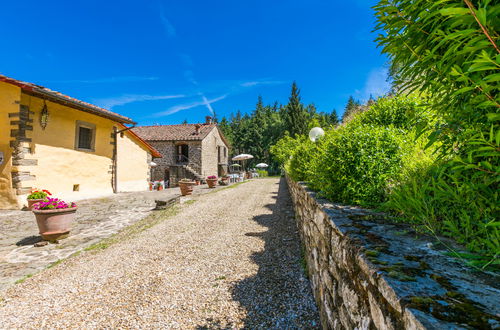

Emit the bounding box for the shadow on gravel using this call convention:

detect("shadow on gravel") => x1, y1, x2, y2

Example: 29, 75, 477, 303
16, 235, 42, 246
228, 177, 320, 329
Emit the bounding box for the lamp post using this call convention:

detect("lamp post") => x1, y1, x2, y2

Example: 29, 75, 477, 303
150, 161, 158, 187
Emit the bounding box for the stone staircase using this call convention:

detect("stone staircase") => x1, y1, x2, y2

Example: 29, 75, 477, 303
183, 164, 205, 182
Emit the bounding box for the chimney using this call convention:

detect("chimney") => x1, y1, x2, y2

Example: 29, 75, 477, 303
194, 123, 201, 135
205, 116, 212, 125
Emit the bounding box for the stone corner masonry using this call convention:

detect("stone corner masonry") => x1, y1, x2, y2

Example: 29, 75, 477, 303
285, 175, 499, 329
10, 104, 37, 195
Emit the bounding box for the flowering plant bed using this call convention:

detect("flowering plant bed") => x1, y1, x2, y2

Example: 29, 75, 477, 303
32, 198, 77, 241
206, 175, 218, 188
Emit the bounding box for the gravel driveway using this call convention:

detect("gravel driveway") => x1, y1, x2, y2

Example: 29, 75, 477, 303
0, 178, 319, 329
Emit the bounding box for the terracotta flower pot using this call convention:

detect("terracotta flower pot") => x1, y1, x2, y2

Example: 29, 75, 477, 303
206, 178, 217, 188
27, 199, 45, 211
33, 207, 78, 241
179, 181, 195, 196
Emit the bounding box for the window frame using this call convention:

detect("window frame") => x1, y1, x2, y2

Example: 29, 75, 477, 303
75, 120, 96, 152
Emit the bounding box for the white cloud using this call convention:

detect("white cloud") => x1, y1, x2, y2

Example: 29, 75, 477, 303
355, 67, 391, 102
94, 94, 185, 109
201, 95, 215, 115
160, 12, 176, 38
153, 94, 227, 117
240, 80, 286, 87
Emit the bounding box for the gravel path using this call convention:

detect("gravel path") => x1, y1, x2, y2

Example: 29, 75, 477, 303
0, 178, 319, 329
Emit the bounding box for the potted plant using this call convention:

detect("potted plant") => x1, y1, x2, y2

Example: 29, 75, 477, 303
155, 181, 164, 191
32, 197, 77, 241
206, 175, 218, 188
26, 189, 51, 210
178, 178, 195, 196
219, 176, 230, 186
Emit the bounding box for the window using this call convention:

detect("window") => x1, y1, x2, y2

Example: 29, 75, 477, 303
176, 144, 189, 163
75, 121, 96, 151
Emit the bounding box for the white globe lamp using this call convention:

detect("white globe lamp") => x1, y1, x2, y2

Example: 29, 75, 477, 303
309, 127, 325, 142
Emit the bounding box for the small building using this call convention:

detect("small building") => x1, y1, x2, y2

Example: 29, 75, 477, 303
0, 75, 161, 209
133, 118, 230, 186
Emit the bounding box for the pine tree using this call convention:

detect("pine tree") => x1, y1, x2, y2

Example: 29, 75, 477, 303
283, 82, 309, 137
341, 96, 361, 123
329, 109, 339, 126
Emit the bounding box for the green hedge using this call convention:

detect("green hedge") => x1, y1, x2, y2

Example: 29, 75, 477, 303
309, 124, 416, 206
271, 94, 499, 269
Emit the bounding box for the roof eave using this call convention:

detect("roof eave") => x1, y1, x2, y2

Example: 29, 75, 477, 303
23, 89, 136, 125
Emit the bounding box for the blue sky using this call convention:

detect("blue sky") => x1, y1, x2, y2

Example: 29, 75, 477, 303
0, 0, 390, 125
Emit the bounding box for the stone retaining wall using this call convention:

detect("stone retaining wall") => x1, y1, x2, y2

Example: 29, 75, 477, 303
286, 175, 499, 329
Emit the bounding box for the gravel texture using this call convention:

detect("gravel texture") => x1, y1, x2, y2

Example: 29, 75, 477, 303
0, 178, 319, 329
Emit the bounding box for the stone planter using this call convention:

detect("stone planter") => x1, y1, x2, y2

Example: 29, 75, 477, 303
206, 178, 217, 188
27, 199, 44, 210
33, 207, 78, 241
179, 181, 195, 196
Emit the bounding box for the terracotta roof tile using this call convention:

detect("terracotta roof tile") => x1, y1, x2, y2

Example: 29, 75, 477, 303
0, 74, 135, 124
132, 124, 216, 141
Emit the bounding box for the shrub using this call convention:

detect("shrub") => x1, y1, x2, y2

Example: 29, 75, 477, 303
287, 138, 320, 182
350, 94, 435, 130
385, 125, 499, 267
309, 124, 416, 206
270, 133, 300, 166
256, 169, 268, 177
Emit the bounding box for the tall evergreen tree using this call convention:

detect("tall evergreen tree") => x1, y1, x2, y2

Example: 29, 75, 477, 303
341, 96, 361, 123
329, 109, 339, 126
283, 82, 309, 137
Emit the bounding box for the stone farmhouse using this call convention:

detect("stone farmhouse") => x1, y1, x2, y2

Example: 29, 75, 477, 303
0, 75, 161, 209
133, 117, 230, 186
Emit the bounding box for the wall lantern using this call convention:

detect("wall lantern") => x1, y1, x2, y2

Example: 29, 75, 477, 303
309, 127, 325, 142
40, 100, 49, 130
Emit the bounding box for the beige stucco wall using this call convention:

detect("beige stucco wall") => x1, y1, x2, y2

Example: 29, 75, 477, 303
116, 131, 150, 192
201, 127, 228, 177
0, 82, 21, 209
18, 93, 116, 205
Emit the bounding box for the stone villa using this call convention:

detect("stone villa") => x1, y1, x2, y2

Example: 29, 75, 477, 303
133, 117, 230, 186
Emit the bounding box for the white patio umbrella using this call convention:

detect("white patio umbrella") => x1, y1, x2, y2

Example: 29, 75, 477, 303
232, 154, 254, 161
232, 154, 254, 172
255, 163, 269, 168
